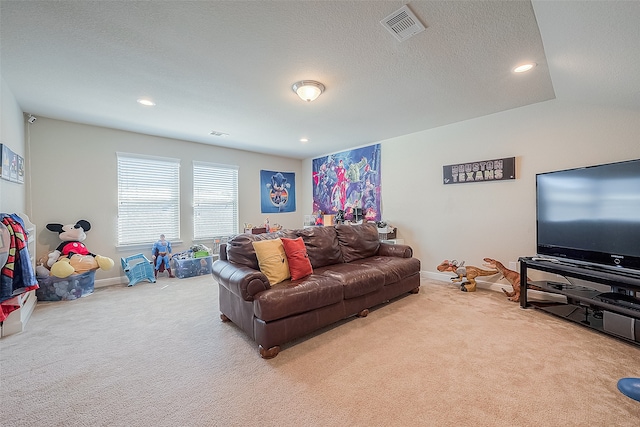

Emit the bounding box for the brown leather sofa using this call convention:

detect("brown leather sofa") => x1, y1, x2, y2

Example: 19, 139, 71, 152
211, 223, 421, 358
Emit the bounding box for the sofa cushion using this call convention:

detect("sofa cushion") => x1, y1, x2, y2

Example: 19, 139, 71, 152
351, 256, 421, 285
226, 230, 295, 270
252, 238, 290, 285
318, 263, 385, 299
295, 226, 343, 268
225, 233, 260, 269
281, 237, 313, 280
253, 275, 344, 322
335, 223, 380, 263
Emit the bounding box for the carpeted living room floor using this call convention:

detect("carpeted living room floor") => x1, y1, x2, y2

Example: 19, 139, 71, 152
1, 275, 638, 426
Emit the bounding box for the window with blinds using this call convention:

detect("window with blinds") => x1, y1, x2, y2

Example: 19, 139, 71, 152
193, 161, 239, 240
117, 153, 180, 246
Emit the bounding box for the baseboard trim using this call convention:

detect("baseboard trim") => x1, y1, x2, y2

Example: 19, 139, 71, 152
422, 270, 508, 293
420, 270, 566, 303
95, 276, 128, 288
99, 270, 564, 302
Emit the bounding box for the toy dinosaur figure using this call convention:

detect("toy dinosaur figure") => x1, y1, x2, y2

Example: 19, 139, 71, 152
482, 258, 541, 302
436, 259, 497, 292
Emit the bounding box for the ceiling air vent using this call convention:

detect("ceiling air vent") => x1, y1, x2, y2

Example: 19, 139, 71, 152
380, 5, 426, 42
209, 130, 229, 137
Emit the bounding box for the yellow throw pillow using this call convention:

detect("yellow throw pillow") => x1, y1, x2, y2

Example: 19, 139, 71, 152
252, 238, 290, 285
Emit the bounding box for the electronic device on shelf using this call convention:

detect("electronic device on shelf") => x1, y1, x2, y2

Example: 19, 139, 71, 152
536, 158, 640, 275
546, 281, 578, 291
595, 292, 640, 311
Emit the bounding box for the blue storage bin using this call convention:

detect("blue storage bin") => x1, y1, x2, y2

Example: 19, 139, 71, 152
170, 256, 213, 279
36, 270, 96, 301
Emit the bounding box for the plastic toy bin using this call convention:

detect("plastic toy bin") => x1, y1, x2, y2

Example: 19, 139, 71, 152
36, 270, 96, 301
170, 256, 213, 279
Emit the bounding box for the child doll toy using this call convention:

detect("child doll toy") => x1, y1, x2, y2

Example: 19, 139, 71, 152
152, 234, 175, 278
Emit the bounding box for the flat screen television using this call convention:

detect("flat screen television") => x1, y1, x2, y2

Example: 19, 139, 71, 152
536, 159, 640, 275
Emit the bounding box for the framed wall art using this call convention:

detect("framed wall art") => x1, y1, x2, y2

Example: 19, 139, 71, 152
443, 157, 515, 185
0, 143, 23, 183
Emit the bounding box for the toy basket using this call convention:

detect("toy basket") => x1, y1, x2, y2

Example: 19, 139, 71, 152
36, 270, 96, 301
377, 227, 397, 240
171, 256, 214, 279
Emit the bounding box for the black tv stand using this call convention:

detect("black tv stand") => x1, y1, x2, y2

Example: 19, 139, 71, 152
595, 292, 640, 310
579, 263, 640, 279
519, 257, 640, 346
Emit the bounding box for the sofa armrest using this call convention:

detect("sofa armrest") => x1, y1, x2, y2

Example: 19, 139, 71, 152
212, 259, 270, 301
378, 242, 413, 258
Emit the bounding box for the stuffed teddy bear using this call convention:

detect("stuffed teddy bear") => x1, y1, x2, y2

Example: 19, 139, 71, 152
45, 219, 114, 278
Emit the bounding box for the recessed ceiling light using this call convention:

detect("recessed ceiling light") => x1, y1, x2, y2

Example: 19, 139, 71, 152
137, 98, 156, 106
513, 63, 537, 73
300, 138, 309, 143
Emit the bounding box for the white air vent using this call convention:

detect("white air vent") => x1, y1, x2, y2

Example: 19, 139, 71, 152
380, 5, 426, 42
209, 130, 229, 137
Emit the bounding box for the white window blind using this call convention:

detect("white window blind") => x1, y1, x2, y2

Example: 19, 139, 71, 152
117, 153, 180, 246
193, 161, 239, 240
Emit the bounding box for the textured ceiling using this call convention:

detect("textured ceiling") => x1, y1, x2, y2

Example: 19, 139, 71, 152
1, 1, 636, 159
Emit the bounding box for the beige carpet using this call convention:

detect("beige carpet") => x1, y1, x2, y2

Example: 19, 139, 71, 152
1, 275, 639, 426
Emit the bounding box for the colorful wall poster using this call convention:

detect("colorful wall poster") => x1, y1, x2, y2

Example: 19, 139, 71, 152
260, 170, 296, 213
312, 144, 381, 221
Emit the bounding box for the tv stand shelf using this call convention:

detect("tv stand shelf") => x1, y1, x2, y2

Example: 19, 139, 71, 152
519, 257, 640, 346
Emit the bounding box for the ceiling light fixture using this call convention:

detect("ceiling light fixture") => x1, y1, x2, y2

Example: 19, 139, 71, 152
137, 98, 156, 106
292, 80, 325, 102
300, 138, 309, 143
513, 63, 537, 73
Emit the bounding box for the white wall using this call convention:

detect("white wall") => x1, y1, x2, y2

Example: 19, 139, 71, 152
27, 118, 303, 284
303, 98, 640, 280
0, 76, 27, 214
24, 97, 640, 287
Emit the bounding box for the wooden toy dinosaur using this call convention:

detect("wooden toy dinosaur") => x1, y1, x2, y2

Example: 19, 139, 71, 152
482, 258, 541, 302
436, 259, 498, 292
